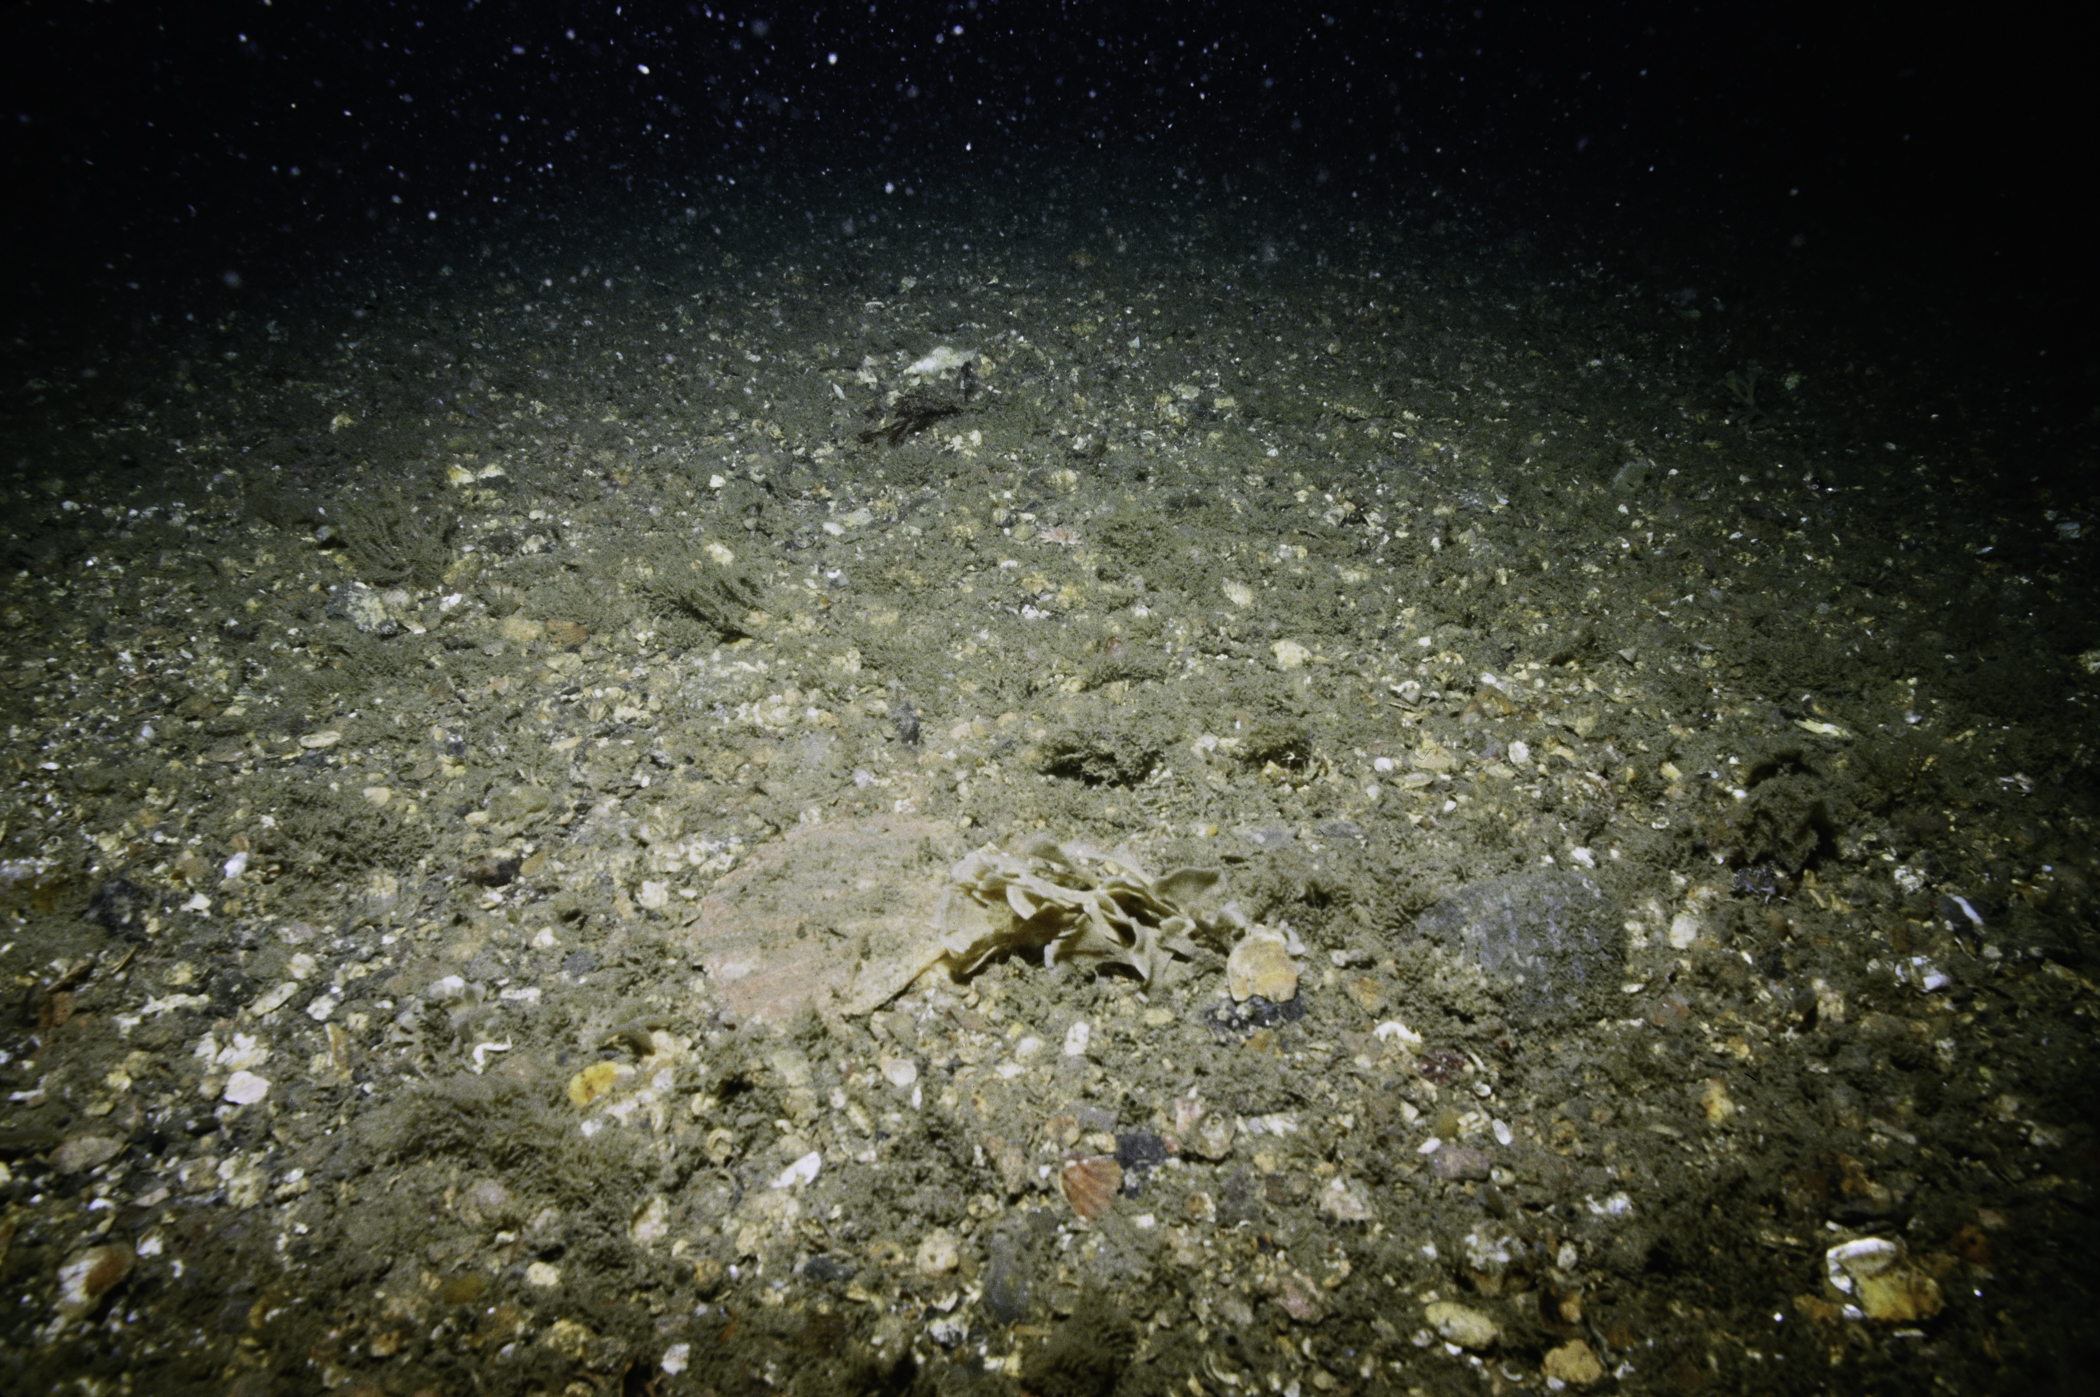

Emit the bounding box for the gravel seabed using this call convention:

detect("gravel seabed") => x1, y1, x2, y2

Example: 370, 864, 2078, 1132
2, 167, 2094, 1395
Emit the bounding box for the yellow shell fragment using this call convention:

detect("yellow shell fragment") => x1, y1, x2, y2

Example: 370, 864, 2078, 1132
566, 1060, 623, 1108
1424, 1300, 1500, 1350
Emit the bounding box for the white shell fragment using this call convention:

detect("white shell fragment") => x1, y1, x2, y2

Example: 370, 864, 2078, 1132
222, 1070, 271, 1105
1316, 1176, 1375, 1222
905, 345, 977, 377
770, 1151, 822, 1190
1062, 1020, 1092, 1056
1825, 1235, 1944, 1322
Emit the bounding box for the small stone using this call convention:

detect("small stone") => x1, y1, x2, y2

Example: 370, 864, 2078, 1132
1272, 1266, 1327, 1322
543, 1317, 593, 1360
459, 1179, 516, 1227
1316, 1176, 1375, 1223
881, 1056, 919, 1089
1430, 1145, 1492, 1181
916, 1228, 961, 1275
55, 1244, 135, 1322
1461, 1223, 1529, 1294
51, 1135, 125, 1174
248, 982, 298, 1016
630, 1196, 671, 1246
1227, 925, 1299, 1003
525, 1261, 561, 1288
1543, 1338, 1605, 1386
1271, 639, 1311, 670
981, 1134, 1030, 1195
222, 1070, 270, 1106
1699, 1077, 1737, 1123
1424, 1300, 1500, 1350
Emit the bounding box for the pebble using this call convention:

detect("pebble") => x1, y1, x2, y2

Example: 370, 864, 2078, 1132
1429, 1145, 1492, 1181
222, 1070, 271, 1106
1423, 1299, 1500, 1349
51, 1135, 125, 1174
1315, 1176, 1375, 1222
1543, 1338, 1605, 1386
916, 1229, 961, 1275
630, 1196, 671, 1246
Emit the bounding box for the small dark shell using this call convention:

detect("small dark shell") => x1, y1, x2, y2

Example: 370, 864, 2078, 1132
1059, 1154, 1123, 1221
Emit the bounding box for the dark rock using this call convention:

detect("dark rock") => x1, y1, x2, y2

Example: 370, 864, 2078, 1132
84, 878, 158, 939
1114, 1130, 1169, 1190
1412, 871, 1623, 1028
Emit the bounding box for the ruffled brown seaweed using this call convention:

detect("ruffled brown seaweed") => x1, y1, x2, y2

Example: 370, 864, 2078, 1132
935, 838, 1260, 987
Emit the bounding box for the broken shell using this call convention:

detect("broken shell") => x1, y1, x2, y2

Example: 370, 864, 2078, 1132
1185, 1112, 1236, 1162
1825, 1236, 1943, 1322
56, 1243, 135, 1323
1227, 925, 1299, 1003
1059, 1154, 1122, 1221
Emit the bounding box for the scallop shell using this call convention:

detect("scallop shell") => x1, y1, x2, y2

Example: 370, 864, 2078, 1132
1059, 1154, 1123, 1221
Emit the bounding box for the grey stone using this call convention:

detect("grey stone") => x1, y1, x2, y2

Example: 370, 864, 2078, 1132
1413, 871, 1623, 1028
